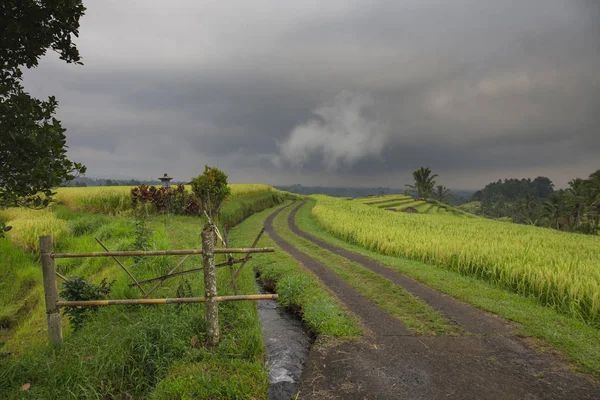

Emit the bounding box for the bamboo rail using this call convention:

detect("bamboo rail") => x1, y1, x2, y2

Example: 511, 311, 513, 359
143, 255, 191, 297
95, 238, 147, 295
56, 294, 278, 307
52, 247, 274, 258
55, 271, 69, 282
132, 256, 249, 286
227, 227, 265, 292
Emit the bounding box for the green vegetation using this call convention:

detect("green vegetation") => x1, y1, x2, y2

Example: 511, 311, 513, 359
239, 203, 360, 337
405, 167, 438, 200
310, 195, 600, 326
0, 0, 86, 232
472, 171, 600, 235
432, 185, 452, 203
54, 184, 286, 216
353, 195, 474, 217
151, 360, 267, 400
296, 200, 600, 376
272, 205, 458, 336
0, 240, 41, 338
0, 186, 293, 398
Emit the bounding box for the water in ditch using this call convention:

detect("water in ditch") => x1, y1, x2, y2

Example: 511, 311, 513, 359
256, 284, 311, 400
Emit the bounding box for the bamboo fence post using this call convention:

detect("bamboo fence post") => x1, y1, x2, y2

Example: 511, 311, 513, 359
40, 236, 62, 345
202, 226, 219, 346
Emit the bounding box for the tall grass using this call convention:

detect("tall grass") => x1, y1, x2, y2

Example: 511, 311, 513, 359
0, 208, 67, 252
55, 186, 133, 215
312, 195, 600, 326
54, 184, 285, 215
0, 202, 269, 398
0, 240, 41, 333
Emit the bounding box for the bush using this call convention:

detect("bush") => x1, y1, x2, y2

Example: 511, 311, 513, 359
60, 276, 115, 330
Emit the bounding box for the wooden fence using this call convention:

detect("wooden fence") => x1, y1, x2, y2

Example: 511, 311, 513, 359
40, 229, 276, 345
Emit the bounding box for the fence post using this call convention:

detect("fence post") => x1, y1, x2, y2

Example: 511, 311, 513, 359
202, 227, 220, 346
40, 235, 62, 345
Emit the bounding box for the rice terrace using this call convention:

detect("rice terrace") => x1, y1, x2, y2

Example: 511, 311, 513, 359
2, 1, 600, 399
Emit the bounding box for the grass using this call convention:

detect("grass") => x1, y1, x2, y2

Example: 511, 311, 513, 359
272, 204, 458, 336
0, 207, 68, 252
0, 192, 351, 398
296, 199, 600, 377
231, 202, 360, 337
0, 240, 41, 339
313, 195, 600, 325
54, 184, 287, 216
0, 200, 275, 398
151, 360, 267, 400
355, 195, 476, 218
359, 195, 411, 205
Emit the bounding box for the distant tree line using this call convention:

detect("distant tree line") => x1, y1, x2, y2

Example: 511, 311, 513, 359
471, 171, 600, 235
66, 177, 186, 187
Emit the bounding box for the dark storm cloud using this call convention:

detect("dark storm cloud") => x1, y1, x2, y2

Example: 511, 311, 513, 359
21, 0, 600, 188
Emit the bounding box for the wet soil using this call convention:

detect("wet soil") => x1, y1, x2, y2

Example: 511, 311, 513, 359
263, 201, 600, 399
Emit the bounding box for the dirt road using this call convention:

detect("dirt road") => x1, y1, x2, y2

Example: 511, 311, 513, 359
264, 202, 600, 399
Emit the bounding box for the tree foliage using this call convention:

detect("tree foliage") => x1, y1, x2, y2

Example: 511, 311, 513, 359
472, 171, 600, 235
406, 167, 438, 200
190, 165, 231, 220
1, 1, 87, 235
433, 185, 452, 203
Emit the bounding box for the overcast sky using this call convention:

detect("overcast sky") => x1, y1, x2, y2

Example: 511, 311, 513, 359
24, 0, 600, 189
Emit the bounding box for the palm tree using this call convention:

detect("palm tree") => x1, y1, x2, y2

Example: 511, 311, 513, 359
541, 194, 564, 230
585, 170, 600, 232
587, 170, 600, 207
406, 167, 438, 200
433, 185, 452, 203
565, 178, 587, 229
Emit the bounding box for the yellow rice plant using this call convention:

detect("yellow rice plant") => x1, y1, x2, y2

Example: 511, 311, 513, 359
229, 184, 276, 198
54, 184, 278, 214
0, 208, 67, 252
311, 195, 600, 326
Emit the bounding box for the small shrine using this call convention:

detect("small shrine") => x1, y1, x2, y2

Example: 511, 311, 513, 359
159, 173, 173, 188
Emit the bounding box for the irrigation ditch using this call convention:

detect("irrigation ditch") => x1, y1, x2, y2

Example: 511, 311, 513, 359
256, 282, 311, 400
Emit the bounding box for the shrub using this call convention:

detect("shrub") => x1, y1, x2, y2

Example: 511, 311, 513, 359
60, 276, 115, 330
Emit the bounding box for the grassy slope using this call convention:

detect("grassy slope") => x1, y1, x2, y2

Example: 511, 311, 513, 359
0, 188, 292, 399
355, 195, 475, 218
296, 200, 600, 377
1, 203, 272, 399
272, 204, 458, 336
0, 189, 288, 348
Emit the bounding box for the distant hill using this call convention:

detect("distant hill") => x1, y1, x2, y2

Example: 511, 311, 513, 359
354, 194, 477, 218
275, 184, 473, 205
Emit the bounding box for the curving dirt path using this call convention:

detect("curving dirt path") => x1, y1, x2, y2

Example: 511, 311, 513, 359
264, 201, 600, 400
